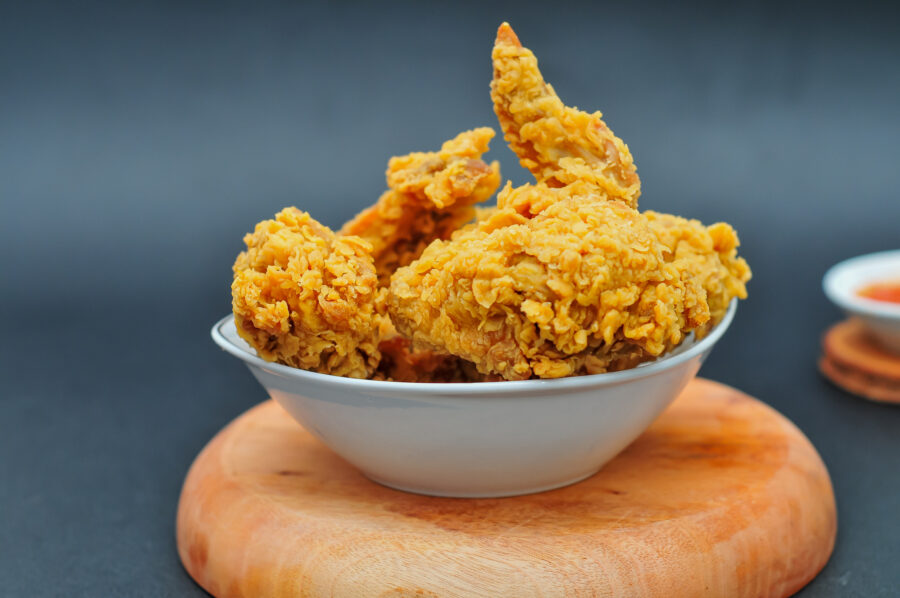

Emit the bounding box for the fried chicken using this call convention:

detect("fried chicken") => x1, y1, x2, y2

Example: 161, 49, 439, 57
230, 23, 751, 384
340, 128, 502, 283
386, 25, 750, 381
374, 333, 485, 383
491, 23, 640, 206
232, 208, 385, 378
390, 185, 704, 380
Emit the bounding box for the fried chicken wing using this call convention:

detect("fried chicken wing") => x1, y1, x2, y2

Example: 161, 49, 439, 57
387, 26, 750, 381
390, 186, 696, 380
389, 185, 750, 380
491, 23, 640, 206
340, 128, 501, 283
232, 208, 385, 378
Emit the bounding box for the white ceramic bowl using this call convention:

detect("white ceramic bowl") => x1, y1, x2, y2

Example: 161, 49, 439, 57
211, 300, 738, 497
823, 250, 900, 354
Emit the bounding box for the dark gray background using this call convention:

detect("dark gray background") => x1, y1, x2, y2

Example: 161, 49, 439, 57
2, 0, 898, 595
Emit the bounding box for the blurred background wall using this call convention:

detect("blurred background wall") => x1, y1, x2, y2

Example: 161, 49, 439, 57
3, 0, 898, 320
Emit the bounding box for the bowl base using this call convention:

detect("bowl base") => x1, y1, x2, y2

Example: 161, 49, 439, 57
363, 469, 601, 498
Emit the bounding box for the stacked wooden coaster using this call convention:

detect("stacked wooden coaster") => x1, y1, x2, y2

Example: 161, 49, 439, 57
820, 318, 900, 403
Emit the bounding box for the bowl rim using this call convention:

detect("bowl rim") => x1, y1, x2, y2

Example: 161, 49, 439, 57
823, 249, 900, 319
211, 299, 737, 395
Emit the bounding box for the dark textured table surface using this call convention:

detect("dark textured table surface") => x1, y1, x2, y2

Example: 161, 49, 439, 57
2, 1, 899, 596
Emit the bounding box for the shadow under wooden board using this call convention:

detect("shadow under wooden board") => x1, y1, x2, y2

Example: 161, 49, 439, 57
177, 378, 836, 598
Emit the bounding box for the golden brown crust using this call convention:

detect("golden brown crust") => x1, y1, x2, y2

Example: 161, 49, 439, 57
644, 211, 751, 331
340, 128, 501, 283
390, 190, 678, 380
232, 208, 385, 378
388, 189, 751, 381
491, 23, 640, 206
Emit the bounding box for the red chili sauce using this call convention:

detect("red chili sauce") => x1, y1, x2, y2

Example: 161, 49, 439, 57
857, 280, 900, 304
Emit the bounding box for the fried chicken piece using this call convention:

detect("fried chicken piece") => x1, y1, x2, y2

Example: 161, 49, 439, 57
388, 186, 750, 381
385, 24, 749, 381
340, 128, 502, 283
491, 23, 640, 206
388, 186, 680, 380
232, 208, 384, 378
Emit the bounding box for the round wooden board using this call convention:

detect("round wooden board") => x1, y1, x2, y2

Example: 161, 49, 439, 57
177, 378, 836, 598
820, 319, 900, 403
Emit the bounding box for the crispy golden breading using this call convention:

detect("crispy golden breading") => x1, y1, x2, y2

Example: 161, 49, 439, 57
644, 211, 751, 334
340, 128, 501, 283
389, 189, 683, 380
232, 208, 385, 378
473, 204, 500, 223
491, 23, 640, 206
389, 186, 750, 380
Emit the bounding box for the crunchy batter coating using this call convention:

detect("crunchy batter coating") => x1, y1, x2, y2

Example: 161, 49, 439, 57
491, 23, 640, 206
644, 211, 751, 334
389, 186, 750, 380
232, 208, 384, 378
340, 128, 501, 283
390, 188, 673, 380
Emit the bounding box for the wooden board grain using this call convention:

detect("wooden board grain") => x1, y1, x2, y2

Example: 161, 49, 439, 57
176, 378, 836, 598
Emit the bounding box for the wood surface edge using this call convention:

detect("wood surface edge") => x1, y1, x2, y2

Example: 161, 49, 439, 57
175, 380, 838, 598
820, 355, 900, 404
683, 379, 838, 598
176, 403, 270, 597
762, 390, 838, 597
